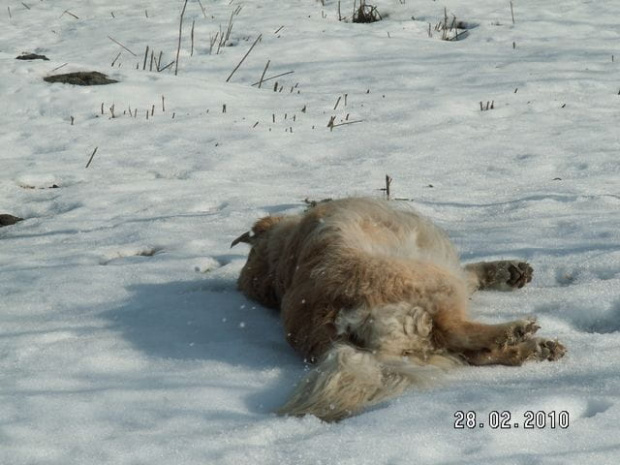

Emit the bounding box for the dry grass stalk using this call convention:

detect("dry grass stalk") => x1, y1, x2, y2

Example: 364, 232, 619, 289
108, 36, 137, 56
191, 20, 195, 57
258, 60, 270, 88
60, 9, 79, 19
85, 147, 99, 169
250, 70, 294, 87
226, 34, 262, 83
175, 0, 189, 76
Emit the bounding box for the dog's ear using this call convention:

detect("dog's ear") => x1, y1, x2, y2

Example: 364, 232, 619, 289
230, 216, 284, 248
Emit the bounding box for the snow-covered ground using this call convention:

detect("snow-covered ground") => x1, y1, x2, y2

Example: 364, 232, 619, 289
2, 0, 620, 463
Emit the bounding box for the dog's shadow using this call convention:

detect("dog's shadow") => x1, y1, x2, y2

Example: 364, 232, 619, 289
101, 271, 300, 413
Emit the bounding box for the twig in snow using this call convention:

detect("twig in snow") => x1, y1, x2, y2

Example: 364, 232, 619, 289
85, 147, 99, 168
381, 175, 393, 200
197, 0, 207, 18
175, 0, 189, 76
111, 52, 121, 67
226, 34, 262, 83
60, 9, 79, 19
250, 70, 294, 87
333, 96, 342, 110
330, 119, 364, 129
191, 20, 195, 57
258, 60, 270, 88
143, 45, 149, 70
108, 36, 137, 56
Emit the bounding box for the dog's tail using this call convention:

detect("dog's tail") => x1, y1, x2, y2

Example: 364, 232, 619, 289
276, 343, 459, 422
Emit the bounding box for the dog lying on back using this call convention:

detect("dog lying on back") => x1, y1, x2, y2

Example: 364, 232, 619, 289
232, 198, 565, 422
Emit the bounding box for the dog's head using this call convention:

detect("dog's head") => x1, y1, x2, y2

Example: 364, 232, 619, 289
230, 216, 284, 248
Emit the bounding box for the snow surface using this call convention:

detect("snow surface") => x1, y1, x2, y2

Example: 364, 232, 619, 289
2, 0, 620, 463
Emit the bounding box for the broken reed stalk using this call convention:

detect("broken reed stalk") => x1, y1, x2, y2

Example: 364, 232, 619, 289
160, 61, 175, 72
197, 0, 207, 19
330, 119, 364, 129
210, 33, 219, 54
225, 6, 242, 44
250, 70, 294, 87
258, 60, 270, 88
510, 1, 515, 24
191, 20, 195, 57
333, 96, 342, 110
143, 45, 149, 70
175, 0, 189, 76
108, 36, 137, 56
85, 147, 99, 168
226, 34, 262, 83
384, 175, 392, 200
111, 52, 121, 67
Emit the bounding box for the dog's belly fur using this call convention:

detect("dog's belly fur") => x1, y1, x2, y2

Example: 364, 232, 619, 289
238, 198, 466, 362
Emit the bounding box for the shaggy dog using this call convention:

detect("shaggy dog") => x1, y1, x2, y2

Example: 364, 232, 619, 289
232, 198, 565, 422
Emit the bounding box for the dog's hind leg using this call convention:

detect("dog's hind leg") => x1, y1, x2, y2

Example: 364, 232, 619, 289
464, 260, 533, 292
433, 311, 540, 353
462, 338, 566, 366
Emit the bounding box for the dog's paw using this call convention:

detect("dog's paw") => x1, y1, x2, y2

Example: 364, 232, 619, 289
538, 339, 566, 362
531, 338, 566, 362
479, 260, 533, 291
503, 318, 540, 345
504, 261, 533, 289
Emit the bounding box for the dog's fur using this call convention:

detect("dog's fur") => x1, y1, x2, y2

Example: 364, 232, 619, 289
233, 198, 565, 422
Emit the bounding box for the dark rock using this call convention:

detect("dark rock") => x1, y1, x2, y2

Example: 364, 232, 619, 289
44, 71, 118, 86
16, 53, 50, 61
0, 214, 24, 227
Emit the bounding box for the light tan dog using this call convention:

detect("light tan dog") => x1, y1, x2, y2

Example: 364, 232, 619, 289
233, 198, 565, 422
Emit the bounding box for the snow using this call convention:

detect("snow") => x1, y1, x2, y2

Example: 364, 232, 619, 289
1, 0, 620, 463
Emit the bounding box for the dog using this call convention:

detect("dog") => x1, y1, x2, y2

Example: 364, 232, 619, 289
232, 197, 565, 422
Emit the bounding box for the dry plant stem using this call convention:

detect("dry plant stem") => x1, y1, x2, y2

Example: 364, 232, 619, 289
510, 1, 515, 24
384, 174, 392, 200
143, 45, 149, 70
197, 0, 207, 19
175, 0, 189, 76
331, 119, 363, 129
250, 70, 294, 87
111, 52, 121, 67
333, 96, 342, 110
85, 147, 98, 169
8, 6, 12, 18
226, 34, 262, 83
258, 60, 270, 88
160, 61, 175, 72
108, 36, 137, 56
191, 20, 195, 57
